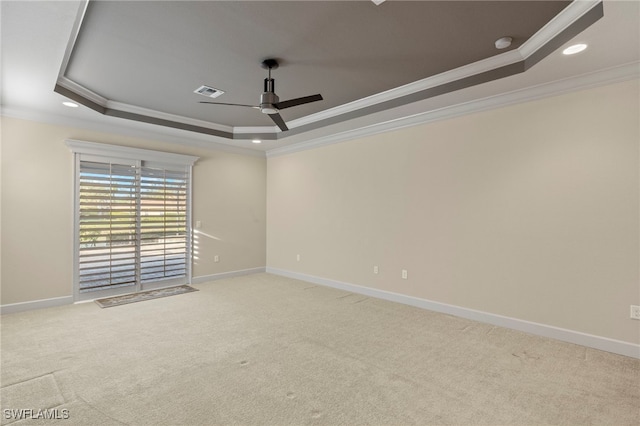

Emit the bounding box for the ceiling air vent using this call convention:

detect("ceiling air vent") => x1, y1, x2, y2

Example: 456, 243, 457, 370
194, 85, 225, 98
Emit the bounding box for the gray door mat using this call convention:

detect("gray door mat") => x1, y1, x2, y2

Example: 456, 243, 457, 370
94, 285, 198, 308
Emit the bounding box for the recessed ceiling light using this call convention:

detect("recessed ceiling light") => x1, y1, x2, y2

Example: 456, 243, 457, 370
252, 139, 262, 144
371, 0, 386, 5
62, 101, 79, 108
562, 43, 587, 55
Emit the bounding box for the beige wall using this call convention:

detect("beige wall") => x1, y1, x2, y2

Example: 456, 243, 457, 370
0, 116, 266, 305
267, 79, 640, 344
2, 79, 638, 345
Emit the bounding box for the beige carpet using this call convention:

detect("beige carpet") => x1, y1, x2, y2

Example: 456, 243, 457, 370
1, 273, 638, 425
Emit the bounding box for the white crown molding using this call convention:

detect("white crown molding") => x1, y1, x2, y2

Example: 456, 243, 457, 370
286, 49, 524, 130
267, 61, 640, 158
106, 100, 233, 133
519, 0, 601, 59
234, 125, 279, 134
56, 0, 90, 84
266, 268, 640, 359
0, 106, 266, 158
57, 75, 108, 106
5, 61, 635, 161
54, 80, 273, 140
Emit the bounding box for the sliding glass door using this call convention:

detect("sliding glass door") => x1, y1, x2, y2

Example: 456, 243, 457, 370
69, 140, 197, 301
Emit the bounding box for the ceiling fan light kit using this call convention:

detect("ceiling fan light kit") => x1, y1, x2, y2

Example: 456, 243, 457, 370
200, 58, 323, 132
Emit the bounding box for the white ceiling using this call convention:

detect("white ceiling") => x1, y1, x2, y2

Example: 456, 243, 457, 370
1, 1, 638, 155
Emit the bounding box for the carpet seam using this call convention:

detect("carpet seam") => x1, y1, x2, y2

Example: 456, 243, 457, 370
0, 370, 62, 390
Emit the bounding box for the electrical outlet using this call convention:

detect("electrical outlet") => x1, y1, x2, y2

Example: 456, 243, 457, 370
214, 255, 219, 263
373, 265, 379, 274
296, 254, 300, 262
401, 269, 408, 280
631, 305, 640, 320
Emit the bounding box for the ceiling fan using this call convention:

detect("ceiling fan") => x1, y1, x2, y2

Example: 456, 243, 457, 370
199, 59, 323, 132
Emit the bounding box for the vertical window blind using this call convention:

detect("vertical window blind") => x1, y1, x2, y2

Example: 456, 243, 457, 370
69, 140, 198, 298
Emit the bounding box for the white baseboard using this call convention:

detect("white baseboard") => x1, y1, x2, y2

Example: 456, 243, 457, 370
266, 267, 640, 359
192, 267, 266, 285
0, 267, 266, 314
1, 296, 74, 315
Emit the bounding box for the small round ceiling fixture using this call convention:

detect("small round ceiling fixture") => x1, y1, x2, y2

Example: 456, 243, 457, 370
494, 37, 512, 50
563, 43, 587, 55
62, 101, 79, 108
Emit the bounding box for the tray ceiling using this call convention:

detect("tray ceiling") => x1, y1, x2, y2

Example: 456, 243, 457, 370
53, 0, 603, 141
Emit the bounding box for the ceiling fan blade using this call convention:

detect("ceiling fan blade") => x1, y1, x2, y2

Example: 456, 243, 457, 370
275, 94, 323, 110
199, 101, 259, 109
268, 112, 289, 131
